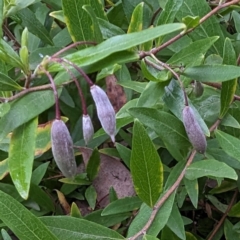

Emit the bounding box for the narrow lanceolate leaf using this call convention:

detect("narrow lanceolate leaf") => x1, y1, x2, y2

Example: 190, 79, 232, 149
101, 196, 142, 216
0, 73, 23, 91
128, 107, 190, 150
131, 119, 163, 207
185, 159, 237, 180
182, 65, 240, 82
8, 118, 38, 199
215, 130, 240, 162
220, 38, 237, 118
41, 216, 124, 240
127, 2, 143, 34
176, 0, 224, 55
0, 190, 58, 240
62, 0, 94, 47
157, 0, 183, 25
48, 23, 186, 72
0, 89, 61, 141
17, 8, 53, 46
127, 192, 176, 237
82, 5, 103, 43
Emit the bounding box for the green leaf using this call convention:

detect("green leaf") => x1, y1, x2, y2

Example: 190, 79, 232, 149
115, 143, 131, 168
86, 148, 100, 181
131, 120, 163, 207
215, 130, 240, 162
0, 159, 8, 180
127, 2, 143, 33
137, 81, 169, 107
83, 5, 103, 43
184, 178, 198, 208
127, 192, 176, 237
157, 0, 183, 25
166, 203, 186, 240
118, 81, 147, 93
0, 73, 23, 91
220, 38, 237, 118
0, 190, 58, 240
84, 209, 130, 227
128, 107, 190, 151
228, 201, 240, 217
224, 219, 240, 239
85, 185, 97, 210
41, 216, 124, 239
31, 162, 50, 185
233, 10, 240, 33
96, 64, 121, 81
1, 229, 12, 240
167, 37, 219, 66
48, 23, 186, 72
17, 8, 53, 46
0, 1, 3, 39
163, 80, 210, 136
0, 89, 60, 141
182, 15, 200, 29
8, 117, 38, 199
176, 0, 225, 55
70, 202, 82, 218
0, 39, 25, 69
62, 0, 94, 47
182, 65, 240, 82
185, 159, 237, 180
29, 183, 55, 212
102, 196, 142, 216
5, 0, 37, 16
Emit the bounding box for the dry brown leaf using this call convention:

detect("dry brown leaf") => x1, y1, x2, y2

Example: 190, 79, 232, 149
105, 74, 127, 113
78, 147, 135, 208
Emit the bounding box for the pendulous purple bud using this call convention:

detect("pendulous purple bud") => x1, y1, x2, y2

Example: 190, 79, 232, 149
182, 106, 207, 154
51, 119, 77, 178
82, 114, 94, 145
90, 85, 116, 142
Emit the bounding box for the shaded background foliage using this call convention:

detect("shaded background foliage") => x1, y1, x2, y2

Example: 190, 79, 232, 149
0, 0, 240, 240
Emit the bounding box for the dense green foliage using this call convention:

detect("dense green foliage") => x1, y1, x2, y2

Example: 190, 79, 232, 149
1, 0, 240, 239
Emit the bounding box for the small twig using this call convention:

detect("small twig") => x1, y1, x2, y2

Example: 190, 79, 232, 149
53, 59, 88, 115
3, 24, 21, 48
41, 68, 61, 120
150, 7, 161, 26
128, 150, 197, 240
150, 54, 188, 106
129, 116, 222, 240
50, 57, 94, 86
51, 41, 96, 58
139, 0, 240, 58
207, 189, 238, 240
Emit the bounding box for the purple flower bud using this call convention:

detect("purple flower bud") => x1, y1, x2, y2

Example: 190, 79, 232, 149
182, 106, 207, 153
51, 119, 77, 178
90, 85, 116, 142
82, 114, 94, 145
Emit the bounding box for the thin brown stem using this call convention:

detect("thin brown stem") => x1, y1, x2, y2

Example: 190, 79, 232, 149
129, 116, 222, 240
207, 189, 238, 240
150, 54, 188, 106
51, 57, 94, 86
139, 0, 240, 57
51, 41, 96, 58
128, 150, 197, 240
41, 68, 61, 120
55, 60, 88, 115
